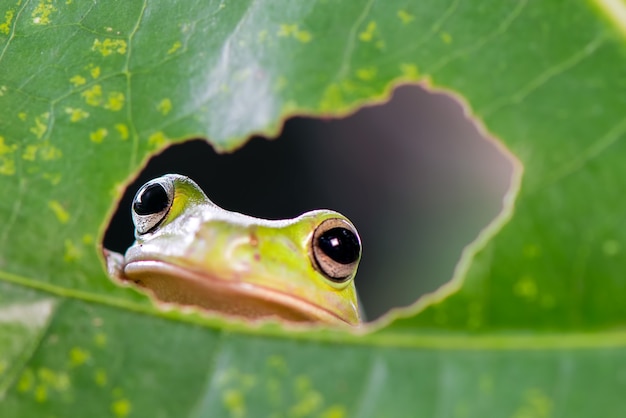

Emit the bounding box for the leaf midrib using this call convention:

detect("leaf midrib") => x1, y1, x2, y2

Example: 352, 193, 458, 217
1, 269, 625, 351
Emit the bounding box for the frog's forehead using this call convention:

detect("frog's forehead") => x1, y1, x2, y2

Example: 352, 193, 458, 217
164, 173, 342, 226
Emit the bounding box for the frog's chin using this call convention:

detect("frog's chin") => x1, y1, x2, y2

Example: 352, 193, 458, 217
122, 260, 353, 326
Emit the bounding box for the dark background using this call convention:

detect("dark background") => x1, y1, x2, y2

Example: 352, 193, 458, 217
104, 85, 512, 320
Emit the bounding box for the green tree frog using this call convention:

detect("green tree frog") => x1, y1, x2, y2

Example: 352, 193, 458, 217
106, 174, 362, 326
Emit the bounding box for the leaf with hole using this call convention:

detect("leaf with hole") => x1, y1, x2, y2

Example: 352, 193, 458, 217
1, 0, 625, 416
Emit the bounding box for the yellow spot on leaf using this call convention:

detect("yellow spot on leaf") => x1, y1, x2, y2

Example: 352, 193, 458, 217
358, 21, 377, 42
257, 29, 268, 42
523, 244, 540, 258
320, 83, 344, 112
94, 332, 107, 347
222, 389, 245, 418
321, 405, 347, 418
0, 136, 17, 156
157, 98, 172, 115
22, 145, 37, 161
319, 80, 357, 112
95, 369, 108, 387
167, 41, 182, 54
278, 24, 312, 43
514, 276, 538, 300
239, 374, 256, 390
65, 107, 90, 122
267, 355, 287, 373
148, 131, 168, 148
30, 112, 49, 139
105, 91, 125, 111
400, 63, 419, 79
0, 10, 15, 35
34, 384, 47, 402
40, 143, 62, 160
48, 200, 69, 224
92, 38, 127, 56
356, 67, 377, 81
294, 30, 312, 43
278, 24, 297, 36
512, 388, 552, 418
603, 239, 620, 256
295, 375, 312, 392
90, 66, 100, 79
115, 123, 129, 140
64, 239, 81, 262
37, 368, 70, 391
397, 10, 415, 24
0, 158, 15, 175
89, 128, 108, 143
32, 0, 56, 25
69, 75, 86, 87
0, 85, 6, 96
440, 32, 453, 44
18, 112, 27, 121
81, 84, 103, 106
83, 234, 94, 244
18, 369, 34, 393
112, 398, 132, 417
70, 347, 90, 367
43, 172, 62, 185
291, 375, 323, 416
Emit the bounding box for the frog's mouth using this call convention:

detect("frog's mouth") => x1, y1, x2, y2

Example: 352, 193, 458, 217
122, 260, 353, 326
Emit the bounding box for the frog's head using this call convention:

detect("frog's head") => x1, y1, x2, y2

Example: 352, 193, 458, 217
113, 174, 362, 326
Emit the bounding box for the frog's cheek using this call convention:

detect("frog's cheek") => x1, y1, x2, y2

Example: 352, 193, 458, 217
123, 260, 356, 326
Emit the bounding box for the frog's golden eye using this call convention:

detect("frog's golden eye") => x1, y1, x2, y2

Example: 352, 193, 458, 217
132, 177, 174, 235
311, 218, 361, 283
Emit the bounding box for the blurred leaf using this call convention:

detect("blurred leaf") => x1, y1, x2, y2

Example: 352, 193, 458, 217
1, 0, 625, 415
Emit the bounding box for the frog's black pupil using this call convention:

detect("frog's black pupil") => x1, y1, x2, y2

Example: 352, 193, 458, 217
318, 227, 360, 264
133, 183, 169, 215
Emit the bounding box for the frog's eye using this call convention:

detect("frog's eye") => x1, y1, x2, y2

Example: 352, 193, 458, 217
311, 218, 361, 282
132, 177, 174, 234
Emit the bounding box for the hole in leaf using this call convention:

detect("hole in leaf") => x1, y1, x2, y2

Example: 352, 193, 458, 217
104, 84, 514, 322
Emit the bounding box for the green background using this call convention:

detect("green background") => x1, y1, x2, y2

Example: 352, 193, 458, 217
1, 0, 625, 415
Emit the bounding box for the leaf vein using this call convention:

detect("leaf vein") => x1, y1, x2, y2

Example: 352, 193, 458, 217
373, 0, 460, 72
429, 0, 527, 74
334, 0, 375, 82
0, 298, 61, 399
480, 35, 606, 117
533, 116, 626, 193
0, 0, 30, 64
124, 0, 148, 170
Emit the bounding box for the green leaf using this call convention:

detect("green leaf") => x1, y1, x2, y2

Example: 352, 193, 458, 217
1, 0, 625, 415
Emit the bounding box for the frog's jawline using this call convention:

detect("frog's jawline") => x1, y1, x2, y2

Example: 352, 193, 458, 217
123, 260, 351, 326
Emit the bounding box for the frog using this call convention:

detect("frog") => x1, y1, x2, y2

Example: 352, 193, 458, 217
105, 174, 362, 326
